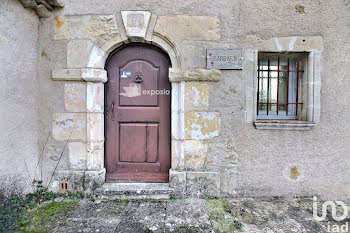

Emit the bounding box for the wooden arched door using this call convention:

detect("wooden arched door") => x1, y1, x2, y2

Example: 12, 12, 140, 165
105, 44, 171, 182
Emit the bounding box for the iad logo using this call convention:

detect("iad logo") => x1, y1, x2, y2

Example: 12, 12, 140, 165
313, 196, 348, 222
313, 196, 349, 232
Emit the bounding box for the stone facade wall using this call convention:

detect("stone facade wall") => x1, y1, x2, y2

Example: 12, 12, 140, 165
0, 0, 40, 197
2, 0, 350, 200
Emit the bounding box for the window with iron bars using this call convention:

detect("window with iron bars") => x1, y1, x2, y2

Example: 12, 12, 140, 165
257, 53, 307, 120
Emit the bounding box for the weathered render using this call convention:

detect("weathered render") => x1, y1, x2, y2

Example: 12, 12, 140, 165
0, 0, 40, 197
1, 0, 350, 200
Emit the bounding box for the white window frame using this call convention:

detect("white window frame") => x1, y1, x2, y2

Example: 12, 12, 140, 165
243, 36, 323, 130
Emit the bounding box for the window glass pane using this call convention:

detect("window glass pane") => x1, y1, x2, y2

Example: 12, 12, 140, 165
279, 58, 288, 70
259, 60, 268, 70
269, 72, 278, 104
278, 72, 287, 104
270, 59, 278, 70
259, 76, 267, 104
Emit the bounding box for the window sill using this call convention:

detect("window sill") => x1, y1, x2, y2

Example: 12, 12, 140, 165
254, 120, 316, 131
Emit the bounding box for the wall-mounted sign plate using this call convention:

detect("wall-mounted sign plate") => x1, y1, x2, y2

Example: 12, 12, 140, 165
120, 71, 132, 78
207, 48, 243, 70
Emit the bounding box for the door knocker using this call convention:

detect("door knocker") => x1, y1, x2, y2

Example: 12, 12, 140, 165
135, 71, 143, 83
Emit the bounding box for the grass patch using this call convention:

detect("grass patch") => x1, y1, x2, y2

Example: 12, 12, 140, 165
0, 191, 82, 232
206, 199, 243, 232
16, 200, 78, 232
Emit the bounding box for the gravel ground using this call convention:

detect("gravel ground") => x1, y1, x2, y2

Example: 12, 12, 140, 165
14, 197, 350, 233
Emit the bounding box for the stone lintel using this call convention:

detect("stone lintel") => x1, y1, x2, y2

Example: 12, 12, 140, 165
52, 68, 107, 83
169, 68, 222, 82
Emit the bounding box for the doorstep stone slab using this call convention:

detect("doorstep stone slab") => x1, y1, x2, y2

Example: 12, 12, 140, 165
94, 183, 174, 197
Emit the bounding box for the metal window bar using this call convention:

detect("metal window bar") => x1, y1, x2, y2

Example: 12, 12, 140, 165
257, 60, 260, 115
267, 59, 270, 116
277, 57, 280, 115
286, 58, 289, 116
296, 61, 299, 116
257, 55, 304, 119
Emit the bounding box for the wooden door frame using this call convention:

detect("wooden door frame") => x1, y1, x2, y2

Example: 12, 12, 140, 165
104, 43, 172, 182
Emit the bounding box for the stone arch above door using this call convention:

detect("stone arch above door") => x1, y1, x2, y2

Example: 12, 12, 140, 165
51, 11, 223, 196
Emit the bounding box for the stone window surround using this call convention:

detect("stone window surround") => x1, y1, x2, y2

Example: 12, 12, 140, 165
51, 11, 223, 194
243, 36, 323, 130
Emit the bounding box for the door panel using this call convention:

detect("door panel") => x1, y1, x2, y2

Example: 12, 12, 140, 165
105, 44, 171, 182
119, 124, 147, 163
146, 124, 158, 163
119, 60, 159, 106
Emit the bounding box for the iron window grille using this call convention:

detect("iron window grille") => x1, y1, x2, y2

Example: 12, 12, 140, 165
257, 53, 306, 120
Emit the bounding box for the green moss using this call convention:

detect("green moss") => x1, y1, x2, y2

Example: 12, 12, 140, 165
206, 199, 243, 233
16, 200, 78, 232
113, 199, 130, 205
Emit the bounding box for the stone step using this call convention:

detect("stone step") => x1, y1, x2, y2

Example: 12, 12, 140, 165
94, 182, 174, 200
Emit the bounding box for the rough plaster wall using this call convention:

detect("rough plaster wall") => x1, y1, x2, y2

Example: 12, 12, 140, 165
38, 0, 350, 199
37, 16, 68, 189
0, 0, 39, 197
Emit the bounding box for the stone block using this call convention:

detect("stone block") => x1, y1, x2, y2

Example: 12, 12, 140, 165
19, 0, 37, 8
67, 40, 93, 68
52, 113, 87, 141
97, 32, 123, 53
54, 15, 118, 40
187, 69, 222, 82
87, 82, 104, 112
87, 141, 104, 170
186, 171, 220, 197
68, 142, 87, 170
87, 113, 104, 142
49, 170, 85, 192
85, 169, 106, 193
145, 14, 157, 42
36, 5, 50, 18
86, 46, 106, 69
69, 171, 86, 192
169, 68, 222, 82
184, 112, 221, 140
155, 15, 220, 42
171, 82, 181, 112
81, 68, 107, 83
171, 140, 184, 169
171, 111, 183, 140
52, 69, 83, 81
184, 140, 208, 170
169, 170, 186, 197
151, 34, 180, 68
245, 35, 324, 52
184, 82, 209, 111
121, 11, 151, 40
64, 82, 86, 112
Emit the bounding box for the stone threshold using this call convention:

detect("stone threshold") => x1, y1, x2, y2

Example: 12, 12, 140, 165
94, 182, 174, 200
254, 120, 316, 131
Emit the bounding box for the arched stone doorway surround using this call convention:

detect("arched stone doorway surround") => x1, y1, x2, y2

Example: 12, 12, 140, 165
51, 11, 222, 196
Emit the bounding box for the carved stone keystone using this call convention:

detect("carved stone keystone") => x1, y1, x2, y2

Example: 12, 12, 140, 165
121, 11, 151, 41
